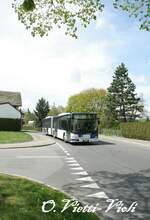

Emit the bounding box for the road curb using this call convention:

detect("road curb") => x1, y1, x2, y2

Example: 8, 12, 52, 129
0, 141, 56, 150
0, 171, 66, 193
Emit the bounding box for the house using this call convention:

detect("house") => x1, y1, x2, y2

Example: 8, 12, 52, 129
0, 91, 22, 131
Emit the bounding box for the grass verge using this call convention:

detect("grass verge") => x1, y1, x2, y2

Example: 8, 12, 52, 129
0, 174, 100, 220
0, 132, 33, 144
101, 128, 122, 137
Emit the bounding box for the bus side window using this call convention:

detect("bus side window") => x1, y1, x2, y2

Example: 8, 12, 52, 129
66, 118, 70, 131
62, 119, 67, 130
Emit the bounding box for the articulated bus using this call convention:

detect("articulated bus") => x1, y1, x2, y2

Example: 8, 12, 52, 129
42, 112, 99, 143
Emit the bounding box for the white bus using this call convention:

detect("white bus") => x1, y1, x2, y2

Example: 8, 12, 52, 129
42, 112, 99, 143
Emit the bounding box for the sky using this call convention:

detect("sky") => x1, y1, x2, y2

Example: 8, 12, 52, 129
0, 1, 150, 113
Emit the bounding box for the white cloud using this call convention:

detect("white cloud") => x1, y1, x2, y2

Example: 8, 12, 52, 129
0, 1, 150, 112
0, 29, 117, 110
131, 74, 150, 110
96, 16, 116, 31
0, 2, 117, 110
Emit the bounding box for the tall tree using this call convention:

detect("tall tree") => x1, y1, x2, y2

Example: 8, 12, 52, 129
24, 108, 36, 125
34, 97, 49, 127
107, 63, 144, 123
48, 103, 65, 116
13, 0, 150, 38
113, 0, 150, 31
66, 88, 107, 127
13, 0, 103, 38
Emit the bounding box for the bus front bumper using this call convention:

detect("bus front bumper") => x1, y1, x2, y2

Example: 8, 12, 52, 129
69, 137, 99, 143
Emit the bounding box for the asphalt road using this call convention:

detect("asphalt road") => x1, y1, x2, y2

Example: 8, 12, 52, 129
0, 135, 150, 220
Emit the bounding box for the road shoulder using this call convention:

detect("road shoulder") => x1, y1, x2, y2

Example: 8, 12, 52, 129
100, 134, 150, 148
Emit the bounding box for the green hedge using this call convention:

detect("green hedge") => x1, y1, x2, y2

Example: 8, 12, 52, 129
101, 128, 122, 136
120, 122, 150, 141
0, 118, 22, 131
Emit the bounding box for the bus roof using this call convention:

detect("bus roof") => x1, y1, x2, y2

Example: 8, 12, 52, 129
44, 112, 97, 120
58, 113, 70, 116
44, 116, 52, 119
58, 112, 97, 116
72, 112, 97, 114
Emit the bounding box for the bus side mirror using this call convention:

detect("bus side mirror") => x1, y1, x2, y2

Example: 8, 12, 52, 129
98, 119, 100, 125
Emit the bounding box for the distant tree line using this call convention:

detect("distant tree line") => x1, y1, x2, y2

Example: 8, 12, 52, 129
23, 100, 64, 128
24, 63, 147, 129
66, 63, 145, 128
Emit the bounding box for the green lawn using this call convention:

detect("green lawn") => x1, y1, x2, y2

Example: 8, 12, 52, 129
0, 174, 100, 220
0, 132, 33, 144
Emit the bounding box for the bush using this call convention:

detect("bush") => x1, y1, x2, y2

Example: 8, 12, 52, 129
22, 125, 41, 131
101, 128, 122, 136
0, 118, 22, 131
120, 122, 150, 141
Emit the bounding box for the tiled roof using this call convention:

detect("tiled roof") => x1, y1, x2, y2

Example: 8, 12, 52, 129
0, 91, 22, 107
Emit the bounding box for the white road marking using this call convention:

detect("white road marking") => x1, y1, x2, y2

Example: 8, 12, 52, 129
66, 160, 77, 163
72, 171, 89, 176
56, 142, 109, 202
17, 156, 66, 159
57, 143, 66, 152
80, 183, 100, 189
76, 176, 94, 182
65, 157, 75, 160
70, 167, 84, 171
86, 192, 108, 199
56, 142, 109, 201
56, 143, 70, 156
68, 163, 80, 166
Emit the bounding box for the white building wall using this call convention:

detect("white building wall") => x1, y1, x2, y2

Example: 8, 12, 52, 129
0, 103, 21, 119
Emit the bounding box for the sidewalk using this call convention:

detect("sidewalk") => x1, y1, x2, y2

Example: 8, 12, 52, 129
0, 132, 56, 149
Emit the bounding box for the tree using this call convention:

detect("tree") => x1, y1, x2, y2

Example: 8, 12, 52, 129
12, 0, 150, 38
34, 97, 49, 128
24, 108, 36, 125
113, 0, 150, 31
48, 103, 65, 116
13, 0, 103, 38
66, 88, 107, 127
107, 63, 144, 123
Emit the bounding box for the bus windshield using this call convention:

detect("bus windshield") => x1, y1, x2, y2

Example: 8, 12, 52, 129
71, 114, 98, 134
